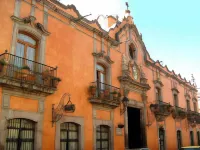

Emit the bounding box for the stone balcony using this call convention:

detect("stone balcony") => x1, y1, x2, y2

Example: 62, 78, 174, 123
0, 51, 60, 95
172, 106, 187, 120
150, 100, 173, 122
88, 81, 121, 108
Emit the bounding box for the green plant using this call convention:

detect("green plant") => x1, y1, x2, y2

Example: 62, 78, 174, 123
0, 59, 7, 66
118, 92, 121, 97
21, 65, 30, 70
53, 77, 61, 82
110, 90, 118, 94
89, 85, 96, 89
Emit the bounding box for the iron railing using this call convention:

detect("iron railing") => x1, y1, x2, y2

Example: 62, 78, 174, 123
90, 81, 120, 102
0, 51, 58, 88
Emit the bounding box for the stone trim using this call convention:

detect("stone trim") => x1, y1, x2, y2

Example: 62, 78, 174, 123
0, 89, 45, 150
14, 0, 21, 17
55, 116, 84, 150
92, 106, 114, 150
30, 0, 36, 16
124, 101, 147, 148
93, 119, 114, 150
10, 15, 48, 64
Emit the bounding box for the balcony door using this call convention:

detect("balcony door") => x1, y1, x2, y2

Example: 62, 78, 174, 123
159, 128, 165, 150
96, 64, 106, 91
16, 33, 37, 70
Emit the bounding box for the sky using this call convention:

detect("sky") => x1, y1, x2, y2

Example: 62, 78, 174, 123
60, 0, 200, 93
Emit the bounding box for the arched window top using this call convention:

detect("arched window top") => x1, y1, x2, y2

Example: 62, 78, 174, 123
60, 122, 79, 130
6, 118, 35, 150
18, 33, 37, 46
97, 64, 106, 72
129, 43, 136, 60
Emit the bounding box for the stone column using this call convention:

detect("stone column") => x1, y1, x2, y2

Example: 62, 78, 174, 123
141, 92, 148, 148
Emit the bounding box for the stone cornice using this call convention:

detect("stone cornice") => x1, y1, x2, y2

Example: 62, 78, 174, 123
92, 52, 114, 64
41, 0, 119, 46
153, 79, 164, 88
11, 15, 50, 36
118, 75, 151, 92
171, 87, 180, 94
146, 60, 197, 92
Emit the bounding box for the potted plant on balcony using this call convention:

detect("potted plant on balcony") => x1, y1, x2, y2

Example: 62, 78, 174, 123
104, 89, 110, 97
111, 90, 118, 99
150, 104, 159, 113
42, 69, 50, 80
0, 59, 7, 72
100, 91, 104, 98
89, 85, 97, 95
21, 65, 30, 78
52, 77, 61, 88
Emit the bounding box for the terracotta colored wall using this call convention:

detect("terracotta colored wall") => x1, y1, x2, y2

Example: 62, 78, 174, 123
10, 96, 38, 112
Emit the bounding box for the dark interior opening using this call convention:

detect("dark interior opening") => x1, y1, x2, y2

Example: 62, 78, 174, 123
128, 107, 142, 149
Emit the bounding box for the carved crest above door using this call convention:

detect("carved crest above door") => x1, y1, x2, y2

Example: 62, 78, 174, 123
118, 54, 150, 93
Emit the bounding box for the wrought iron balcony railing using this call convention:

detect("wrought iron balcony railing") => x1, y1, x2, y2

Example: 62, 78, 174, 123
88, 81, 121, 108
0, 51, 60, 94
150, 100, 173, 122
172, 106, 187, 119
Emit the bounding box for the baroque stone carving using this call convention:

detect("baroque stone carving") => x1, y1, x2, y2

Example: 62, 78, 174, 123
11, 15, 50, 36
119, 55, 150, 93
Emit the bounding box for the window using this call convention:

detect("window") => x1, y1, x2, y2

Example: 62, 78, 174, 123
190, 131, 194, 146
187, 100, 191, 111
6, 118, 35, 150
177, 130, 182, 150
159, 128, 165, 150
96, 125, 110, 150
132, 65, 138, 80
129, 44, 136, 60
60, 122, 79, 150
97, 64, 106, 91
174, 94, 178, 107
16, 33, 37, 69
197, 131, 200, 146
156, 87, 161, 102
193, 102, 197, 112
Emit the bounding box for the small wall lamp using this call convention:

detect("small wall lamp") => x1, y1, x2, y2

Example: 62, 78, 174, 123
120, 96, 129, 115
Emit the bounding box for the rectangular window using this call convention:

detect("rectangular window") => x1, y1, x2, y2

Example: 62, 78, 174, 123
187, 100, 191, 111
174, 94, 178, 107
194, 102, 197, 112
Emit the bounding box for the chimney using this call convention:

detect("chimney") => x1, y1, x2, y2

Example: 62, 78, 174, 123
107, 16, 117, 28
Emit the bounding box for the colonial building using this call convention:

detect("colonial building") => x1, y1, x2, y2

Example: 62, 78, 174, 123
0, 0, 199, 150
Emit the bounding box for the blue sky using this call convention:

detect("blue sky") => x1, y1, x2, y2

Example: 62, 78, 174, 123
61, 0, 200, 90
128, 0, 200, 88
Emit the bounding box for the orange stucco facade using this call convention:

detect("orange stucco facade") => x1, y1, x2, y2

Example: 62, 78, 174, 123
0, 0, 199, 150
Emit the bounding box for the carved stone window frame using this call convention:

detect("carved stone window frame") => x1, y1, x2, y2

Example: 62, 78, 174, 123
93, 120, 113, 150
10, 15, 50, 64
172, 88, 179, 107
0, 88, 45, 150
94, 56, 112, 85
154, 80, 164, 102
126, 41, 138, 62
55, 116, 84, 150
92, 106, 114, 150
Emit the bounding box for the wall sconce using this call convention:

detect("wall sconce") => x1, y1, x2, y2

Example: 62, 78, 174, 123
120, 96, 129, 115
52, 93, 75, 127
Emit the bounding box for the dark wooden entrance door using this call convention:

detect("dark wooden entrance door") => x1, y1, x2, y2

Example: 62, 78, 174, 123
159, 128, 165, 150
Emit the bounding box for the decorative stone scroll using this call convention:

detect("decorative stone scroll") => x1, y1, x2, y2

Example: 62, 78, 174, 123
11, 15, 50, 36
